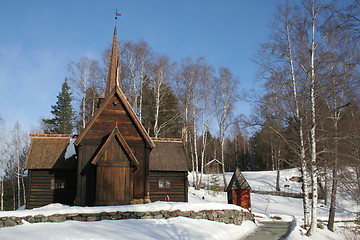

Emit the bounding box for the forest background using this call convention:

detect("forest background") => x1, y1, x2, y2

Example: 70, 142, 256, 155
0, 0, 359, 237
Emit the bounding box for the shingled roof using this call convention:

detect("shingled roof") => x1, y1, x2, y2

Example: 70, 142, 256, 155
149, 139, 189, 171
25, 134, 77, 170
226, 167, 251, 191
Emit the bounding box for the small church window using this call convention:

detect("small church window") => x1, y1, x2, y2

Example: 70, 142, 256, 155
158, 179, 171, 189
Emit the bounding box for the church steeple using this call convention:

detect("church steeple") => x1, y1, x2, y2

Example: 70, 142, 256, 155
105, 27, 120, 95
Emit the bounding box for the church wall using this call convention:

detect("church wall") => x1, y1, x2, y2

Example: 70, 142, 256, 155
27, 169, 77, 209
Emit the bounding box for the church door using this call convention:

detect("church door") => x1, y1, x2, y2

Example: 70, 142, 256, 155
96, 137, 132, 205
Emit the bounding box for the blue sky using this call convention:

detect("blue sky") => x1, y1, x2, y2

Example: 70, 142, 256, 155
0, 0, 281, 132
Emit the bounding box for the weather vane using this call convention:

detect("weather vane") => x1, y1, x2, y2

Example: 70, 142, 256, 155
115, 9, 121, 20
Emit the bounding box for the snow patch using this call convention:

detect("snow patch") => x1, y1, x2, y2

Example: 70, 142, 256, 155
65, 138, 76, 159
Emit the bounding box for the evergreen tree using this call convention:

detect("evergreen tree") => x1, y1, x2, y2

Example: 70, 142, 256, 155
142, 81, 183, 138
43, 79, 75, 134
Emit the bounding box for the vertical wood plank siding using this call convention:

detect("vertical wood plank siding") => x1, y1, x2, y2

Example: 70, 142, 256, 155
149, 171, 188, 202
27, 169, 77, 209
77, 95, 149, 205
96, 138, 131, 205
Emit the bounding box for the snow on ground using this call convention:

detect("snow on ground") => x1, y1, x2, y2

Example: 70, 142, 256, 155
190, 168, 358, 220
0, 168, 358, 239
190, 168, 358, 239
0, 217, 257, 240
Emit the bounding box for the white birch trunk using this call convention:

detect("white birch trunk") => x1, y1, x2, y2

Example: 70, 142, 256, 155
17, 148, 21, 209
192, 112, 199, 189
271, 142, 275, 171
307, 3, 319, 234
199, 112, 207, 186
286, 19, 311, 229
276, 147, 281, 192
1, 150, 4, 210
153, 71, 161, 138
81, 66, 88, 130
138, 63, 146, 122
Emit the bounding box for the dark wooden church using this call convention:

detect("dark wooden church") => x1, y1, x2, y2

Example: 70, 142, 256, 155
25, 28, 189, 209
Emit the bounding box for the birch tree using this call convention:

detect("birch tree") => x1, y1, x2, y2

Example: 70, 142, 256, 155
67, 57, 104, 132
322, 7, 360, 230
120, 40, 152, 120
8, 122, 29, 209
254, 0, 358, 235
0, 117, 6, 210
149, 55, 173, 138
175, 57, 215, 189
213, 67, 238, 187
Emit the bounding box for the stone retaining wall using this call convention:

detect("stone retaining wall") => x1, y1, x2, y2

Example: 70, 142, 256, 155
0, 209, 254, 228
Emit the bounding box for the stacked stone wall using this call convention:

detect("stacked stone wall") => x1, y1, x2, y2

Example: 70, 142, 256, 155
0, 209, 254, 228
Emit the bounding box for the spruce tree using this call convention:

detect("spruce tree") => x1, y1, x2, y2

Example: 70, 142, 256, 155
141, 81, 183, 138
43, 78, 75, 134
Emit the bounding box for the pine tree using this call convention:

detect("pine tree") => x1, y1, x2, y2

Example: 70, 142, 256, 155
43, 79, 75, 134
141, 81, 182, 138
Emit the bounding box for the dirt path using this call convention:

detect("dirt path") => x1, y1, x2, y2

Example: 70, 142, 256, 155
242, 220, 292, 240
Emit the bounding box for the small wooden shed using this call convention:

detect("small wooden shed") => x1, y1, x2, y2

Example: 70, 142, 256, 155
226, 167, 251, 210
204, 159, 222, 174
149, 139, 190, 202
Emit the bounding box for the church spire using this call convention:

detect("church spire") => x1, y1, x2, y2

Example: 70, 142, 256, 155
105, 27, 120, 95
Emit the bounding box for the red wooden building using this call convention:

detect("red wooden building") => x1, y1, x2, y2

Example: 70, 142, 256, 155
226, 167, 251, 210
25, 28, 189, 209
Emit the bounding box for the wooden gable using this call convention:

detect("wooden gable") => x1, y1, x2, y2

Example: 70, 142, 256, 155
74, 88, 154, 148
91, 126, 140, 168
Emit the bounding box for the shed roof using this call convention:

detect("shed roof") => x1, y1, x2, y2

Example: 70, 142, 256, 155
204, 158, 223, 167
149, 139, 190, 172
25, 134, 77, 170
226, 167, 251, 191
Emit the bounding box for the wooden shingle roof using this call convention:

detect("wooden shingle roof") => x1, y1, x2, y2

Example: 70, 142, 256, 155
226, 167, 251, 191
25, 134, 77, 170
149, 139, 190, 171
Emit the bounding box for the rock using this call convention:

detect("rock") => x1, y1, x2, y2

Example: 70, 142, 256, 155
135, 212, 146, 217
25, 216, 36, 223
153, 214, 163, 219
289, 176, 302, 182
100, 215, 110, 220
87, 216, 100, 221
4, 218, 17, 227
48, 215, 66, 223
72, 216, 86, 221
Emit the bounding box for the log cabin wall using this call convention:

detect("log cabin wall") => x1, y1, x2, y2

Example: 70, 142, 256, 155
27, 169, 77, 209
149, 171, 188, 202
